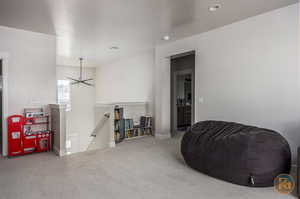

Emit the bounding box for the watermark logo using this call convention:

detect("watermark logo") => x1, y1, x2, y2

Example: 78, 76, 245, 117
274, 174, 295, 194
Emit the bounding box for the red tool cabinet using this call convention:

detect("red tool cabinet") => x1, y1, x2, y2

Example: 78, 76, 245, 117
7, 114, 52, 157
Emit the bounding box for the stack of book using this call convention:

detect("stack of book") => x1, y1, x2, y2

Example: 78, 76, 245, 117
140, 116, 153, 135
114, 107, 125, 143
133, 127, 143, 137
125, 119, 134, 138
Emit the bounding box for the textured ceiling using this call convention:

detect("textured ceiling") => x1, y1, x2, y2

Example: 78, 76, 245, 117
0, 0, 297, 66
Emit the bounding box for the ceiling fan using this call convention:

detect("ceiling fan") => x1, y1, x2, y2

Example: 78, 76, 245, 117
68, 58, 94, 86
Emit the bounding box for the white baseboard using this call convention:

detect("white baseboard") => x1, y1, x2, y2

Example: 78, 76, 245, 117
109, 141, 116, 148
53, 146, 66, 157
155, 133, 171, 139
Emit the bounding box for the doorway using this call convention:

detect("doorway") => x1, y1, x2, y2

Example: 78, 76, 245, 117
171, 52, 195, 137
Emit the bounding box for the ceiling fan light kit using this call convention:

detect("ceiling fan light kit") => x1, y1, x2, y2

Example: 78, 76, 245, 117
68, 58, 94, 86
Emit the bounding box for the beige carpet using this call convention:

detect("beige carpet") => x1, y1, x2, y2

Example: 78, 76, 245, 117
0, 135, 296, 199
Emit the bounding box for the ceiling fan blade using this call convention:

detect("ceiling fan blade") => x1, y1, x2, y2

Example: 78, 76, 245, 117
81, 79, 94, 82
71, 81, 80, 85
67, 77, 80, 82
82, 82, 94, 86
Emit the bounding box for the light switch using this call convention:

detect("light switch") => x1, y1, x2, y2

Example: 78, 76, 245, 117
198, 97, 204, 104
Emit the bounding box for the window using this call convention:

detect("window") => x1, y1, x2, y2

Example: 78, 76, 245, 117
57, 80, 71, 111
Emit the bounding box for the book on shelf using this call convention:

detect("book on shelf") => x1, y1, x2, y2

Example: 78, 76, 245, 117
114, 108, 154, 142
125, 119, 134, 138
145, 128, 152, 135
114, 119, 126, 142
133, 125, 142, 136
140, 116, 152, 128
115, 132, 120, 142
126, 130, 134, 138
114, 120, 120, 131
114, 107, 124, 120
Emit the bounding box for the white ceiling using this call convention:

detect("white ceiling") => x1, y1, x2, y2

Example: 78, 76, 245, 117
0, 0, 297, 67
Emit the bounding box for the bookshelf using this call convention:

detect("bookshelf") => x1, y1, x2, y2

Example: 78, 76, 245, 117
114, 106, 153, 144
114, 107, 125, 143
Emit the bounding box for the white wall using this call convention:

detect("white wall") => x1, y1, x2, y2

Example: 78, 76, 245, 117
0, 26, 56, 114
0, 26, 56, 156
96, 50, 154, 106
57, 66, 96, 153
155, 4, 300, 159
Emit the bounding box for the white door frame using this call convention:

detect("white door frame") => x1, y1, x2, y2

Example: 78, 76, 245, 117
0, 53, 9, 156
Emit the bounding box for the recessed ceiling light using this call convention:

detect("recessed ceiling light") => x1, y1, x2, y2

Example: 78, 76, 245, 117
209, 4, 221, 12
110, 46, 119, 50
163, 35, 170, 41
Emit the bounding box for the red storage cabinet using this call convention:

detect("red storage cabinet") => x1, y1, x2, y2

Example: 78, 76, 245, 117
7, 115, 24, 157
7, 112, 52, 157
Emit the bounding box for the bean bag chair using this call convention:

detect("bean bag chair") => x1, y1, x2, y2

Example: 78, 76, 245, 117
181, 121, 291, 187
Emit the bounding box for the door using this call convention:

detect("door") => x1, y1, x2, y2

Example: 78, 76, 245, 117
171, 52, 195, 137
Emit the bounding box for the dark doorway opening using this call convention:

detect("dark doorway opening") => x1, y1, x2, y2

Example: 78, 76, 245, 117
171, 52, 195, 137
